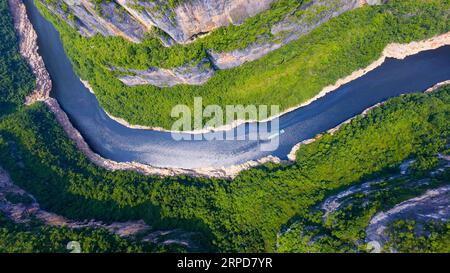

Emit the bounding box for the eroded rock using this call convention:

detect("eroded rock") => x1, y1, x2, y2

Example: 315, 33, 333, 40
116, 0, 276, 44
365, 185, 450, 247
39, 0, 276, 43
208, 0, 368, 70
114, 59, 215, 87
9, 0, 52, 104
41, 0, 146, 42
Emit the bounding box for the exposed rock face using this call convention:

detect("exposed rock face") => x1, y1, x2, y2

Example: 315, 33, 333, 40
114, 0, 376, 86
9, 0, 51, 104
115, 59, 215, 87
36, 0, 392, 87
114, 0, 276, 44
38, 0, 388, 87
41, 0, 146, 42
39, 0, 275, 43
365, 185, 450, 248
208, 41, 282, 70
0, 166, 150, 237
209, 0, 368, 70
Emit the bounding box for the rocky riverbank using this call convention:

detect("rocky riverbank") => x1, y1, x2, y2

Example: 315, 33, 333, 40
9, 0, 450, 179
280, 32, 450, 133
287, 79, 450, 161
105, 32, 450, 134
8, 0, 51, 105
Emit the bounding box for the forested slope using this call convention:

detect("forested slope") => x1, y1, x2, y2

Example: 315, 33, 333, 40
0, 0, 34, 117
0, 0, 449, 253
1, 88, 448, 252
36, 0, 450, 129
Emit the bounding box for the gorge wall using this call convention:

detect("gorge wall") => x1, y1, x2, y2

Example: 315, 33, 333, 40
39, 0, 276, 43
109, 0, 384, 87
38, 0, 387, 88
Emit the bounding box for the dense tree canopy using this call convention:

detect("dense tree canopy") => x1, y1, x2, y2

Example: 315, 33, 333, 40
0, 0, 34, 117
0, 0, 449, 253
0, 88, 448, 252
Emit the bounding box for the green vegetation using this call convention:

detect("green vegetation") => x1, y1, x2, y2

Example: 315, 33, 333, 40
42, 0, 310, 69
1, 0, 449, 253
276, 168, 450, 253
36, 0, 450, 129
384, 220, 450, 253
0, 214, 162, 253
0, 0, 35, 117
1, 87, 448, 252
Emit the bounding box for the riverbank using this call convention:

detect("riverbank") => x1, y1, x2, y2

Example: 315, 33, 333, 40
287, 79, 450, 161
5, 0, 303, 179
10, 0, 450, 179
103, 32, 450, 134
8, 0, 51, 105
0, 166, 149, 237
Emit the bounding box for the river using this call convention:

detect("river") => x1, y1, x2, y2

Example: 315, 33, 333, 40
23, 0, 450, 169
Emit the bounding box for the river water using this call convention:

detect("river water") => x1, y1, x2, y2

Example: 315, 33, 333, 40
23, 0, 450, 169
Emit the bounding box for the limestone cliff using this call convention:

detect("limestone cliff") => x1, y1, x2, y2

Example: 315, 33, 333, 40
117, 0, 381, 86
39, 0, 275, 43
113, 59, 215, 87
117, 0, 276, 44
208, 0, 381, 70
38, 0, 385, 87
41, 0, 146, 42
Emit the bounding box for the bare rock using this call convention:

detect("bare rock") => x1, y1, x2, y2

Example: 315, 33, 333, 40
208, 40, 282, 70
116, 0, 276, 44
114, 58, 215, 87
9, 0, 52, 104
365, 185, 450, 248
39, 0, 275, 44
40, 0, 147, 42
208, 0, 367, 70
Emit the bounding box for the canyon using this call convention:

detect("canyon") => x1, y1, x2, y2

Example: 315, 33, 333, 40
12, 0, 450, 178
39, 0, 385, 87
2, 0, 450, 254
40, 0, 276, 43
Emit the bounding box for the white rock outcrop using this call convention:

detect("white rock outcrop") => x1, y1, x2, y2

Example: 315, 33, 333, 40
43, 0, 146, 42
114, 59, 215, 87
117, 0, 276, 43
40, 0, 276, 43
209, 0, 369, 70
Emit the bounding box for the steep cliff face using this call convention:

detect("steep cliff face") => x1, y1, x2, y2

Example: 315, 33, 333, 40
39, 0, 386, 87
116, 0, 381, 86
39, 0, 275, 43
42, 0, 146, 42
117, 0, 276, 44
208, 0, 374, 70
113, 59, 215, 87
